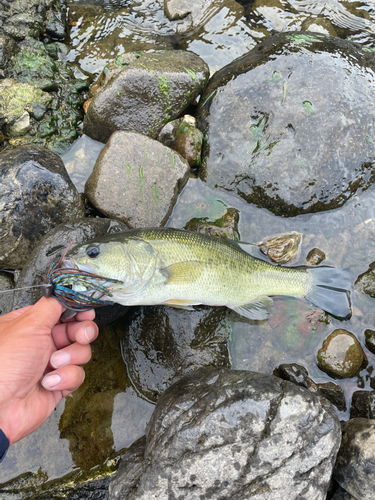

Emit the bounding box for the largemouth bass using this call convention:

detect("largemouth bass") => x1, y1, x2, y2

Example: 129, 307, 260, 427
62, 227, 352, 320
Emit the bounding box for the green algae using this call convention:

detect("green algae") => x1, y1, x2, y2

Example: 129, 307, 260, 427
287, 33, 325, 45
303, 100, 313, 114
282, 80, 287, 105
272, 70, 281, 83
151, 184, 162, 206
184, 68, 196, 81
158, 74, 171, 123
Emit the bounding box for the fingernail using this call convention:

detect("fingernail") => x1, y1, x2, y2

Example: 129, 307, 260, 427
42, 373, 61, 389
51, 350, 71, 369
84, 326, 95, 342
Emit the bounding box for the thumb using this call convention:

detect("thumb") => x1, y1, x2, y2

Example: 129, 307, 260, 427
21, 297, 65, 331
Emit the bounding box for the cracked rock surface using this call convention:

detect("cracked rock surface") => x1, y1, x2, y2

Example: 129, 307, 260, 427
109, 367, 341, 500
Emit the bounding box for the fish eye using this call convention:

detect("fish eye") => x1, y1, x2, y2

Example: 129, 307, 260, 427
86, 245, 100, 259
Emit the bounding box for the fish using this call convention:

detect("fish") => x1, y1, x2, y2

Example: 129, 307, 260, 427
61, 227, 353, 321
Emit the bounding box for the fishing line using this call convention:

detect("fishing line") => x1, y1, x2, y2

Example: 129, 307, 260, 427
0, 284, 52, 293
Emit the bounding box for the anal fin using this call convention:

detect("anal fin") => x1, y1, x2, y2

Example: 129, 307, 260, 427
163, 299, 200, 311
229, 296, 274, 320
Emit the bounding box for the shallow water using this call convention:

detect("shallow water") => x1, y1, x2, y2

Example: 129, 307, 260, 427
3, 0, 375, 490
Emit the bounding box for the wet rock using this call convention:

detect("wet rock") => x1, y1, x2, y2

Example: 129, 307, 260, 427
109, 367, 341, 500
364, 329, 375, 354
175, 115, 204, 167
0, 78, 51, 137
307, 247, 326, 265
350, 390, 375, 419
317, 382, 346, 412
4, 37, 88, 154
317, 329, 365, 379
355, 261, 375, 298
0, 271, 14, 316
120, 305, 230, 402
12, 218, 128, 326
164, 0, 226, 34
274, 363, 319, 392
197, 32, 375, 216
83, 51, 209, 143
301, 17, 338, 36
3, 12, 44, 40
334, 418, 375, 500
332, 486, 357, 500
184, 207, 240, 239
0, 145, 84, 269
85, 131, 190, 228
45, 9, 66, 40
259, 231, 302, 264
157, 117, 182, 149
0, 35, 17, 70
110, 437, 146, 500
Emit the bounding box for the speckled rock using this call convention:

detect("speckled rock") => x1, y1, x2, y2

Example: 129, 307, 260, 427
0, 145, 84, 269
332, 487, 357, 500
259, 231, 302, 264
334, 418, 375, 500
110, 367, 341, 500
0, 35, 17, 71
307, 248, 326, 265
85, 131, 190, 228
184, 207, 240, 239
0, 271, 14, 316
197, 32, 375, 216
83, 51, 209, 143
317, 329, 364, 379
12, 218, 129, 326
350, 390, 375, 419
120, 305, 230, 402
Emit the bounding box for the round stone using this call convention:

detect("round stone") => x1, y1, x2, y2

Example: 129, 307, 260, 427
317, 329, 364, 378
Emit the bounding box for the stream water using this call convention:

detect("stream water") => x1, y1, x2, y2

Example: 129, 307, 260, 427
2, 0, 375, 491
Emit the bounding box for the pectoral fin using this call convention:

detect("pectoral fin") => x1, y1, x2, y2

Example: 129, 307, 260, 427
230, 296, 274, 320
236, 241, 269, 262
163, 299, 200, 311
161, 261, 205, 285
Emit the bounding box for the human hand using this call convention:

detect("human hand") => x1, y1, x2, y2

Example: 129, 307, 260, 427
0, 297, 98, 446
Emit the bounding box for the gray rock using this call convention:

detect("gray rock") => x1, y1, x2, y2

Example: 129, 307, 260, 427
83, 51, 209, 143
85, 131, 190, 228
3, 12, 44, 40
274, 363, 319, 392
120, 305, 230, 402
197, 32, 375, 216
157, 117, 182, 149
45, 9, 66, 40
0, 271, 14, 316
350, 390, 375, 419
317, 382, 346, 412
12, 218, 129, 326
332, 486, 357, 500
0, 145, 84, 269
110, 367, 341, 500
334, 418, 375, 500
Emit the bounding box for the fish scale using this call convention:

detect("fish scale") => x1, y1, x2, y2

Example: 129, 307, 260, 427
61, 228, 352, 320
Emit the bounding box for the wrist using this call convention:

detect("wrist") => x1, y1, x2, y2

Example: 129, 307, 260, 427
0, 429, 9, 463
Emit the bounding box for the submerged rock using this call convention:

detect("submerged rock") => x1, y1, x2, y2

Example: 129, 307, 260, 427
0, 145, 84, 269
12, 218, 128, 325
110, 367, 341, 500
197, 32, 375, 216
120, 305, 230, 402
85, 131, 190, 228
259, 231, 302, 264
164, 0, 226, 33
184, 207, 240, 239
364, 329, 375, 354
307, 247, 326, 265
317, 329, 365, 379
334, 418, 375, 500
83, 51, 209, 143
350, 390, 375, 419
355, 261, 375, 298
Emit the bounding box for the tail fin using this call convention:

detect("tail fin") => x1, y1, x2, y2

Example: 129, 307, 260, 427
305, 267, 353, 320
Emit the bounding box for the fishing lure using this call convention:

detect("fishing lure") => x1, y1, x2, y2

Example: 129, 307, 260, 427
42, 238, 123, 311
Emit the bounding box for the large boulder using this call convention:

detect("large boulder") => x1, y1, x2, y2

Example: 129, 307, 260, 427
0, 145, 84, 269
85, 131, 190, 228
110, 367, 341, 500
120, 305, 230, 402
83, 50, 209, 143
197, 32, 375, 216
334, 418, 375, 500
